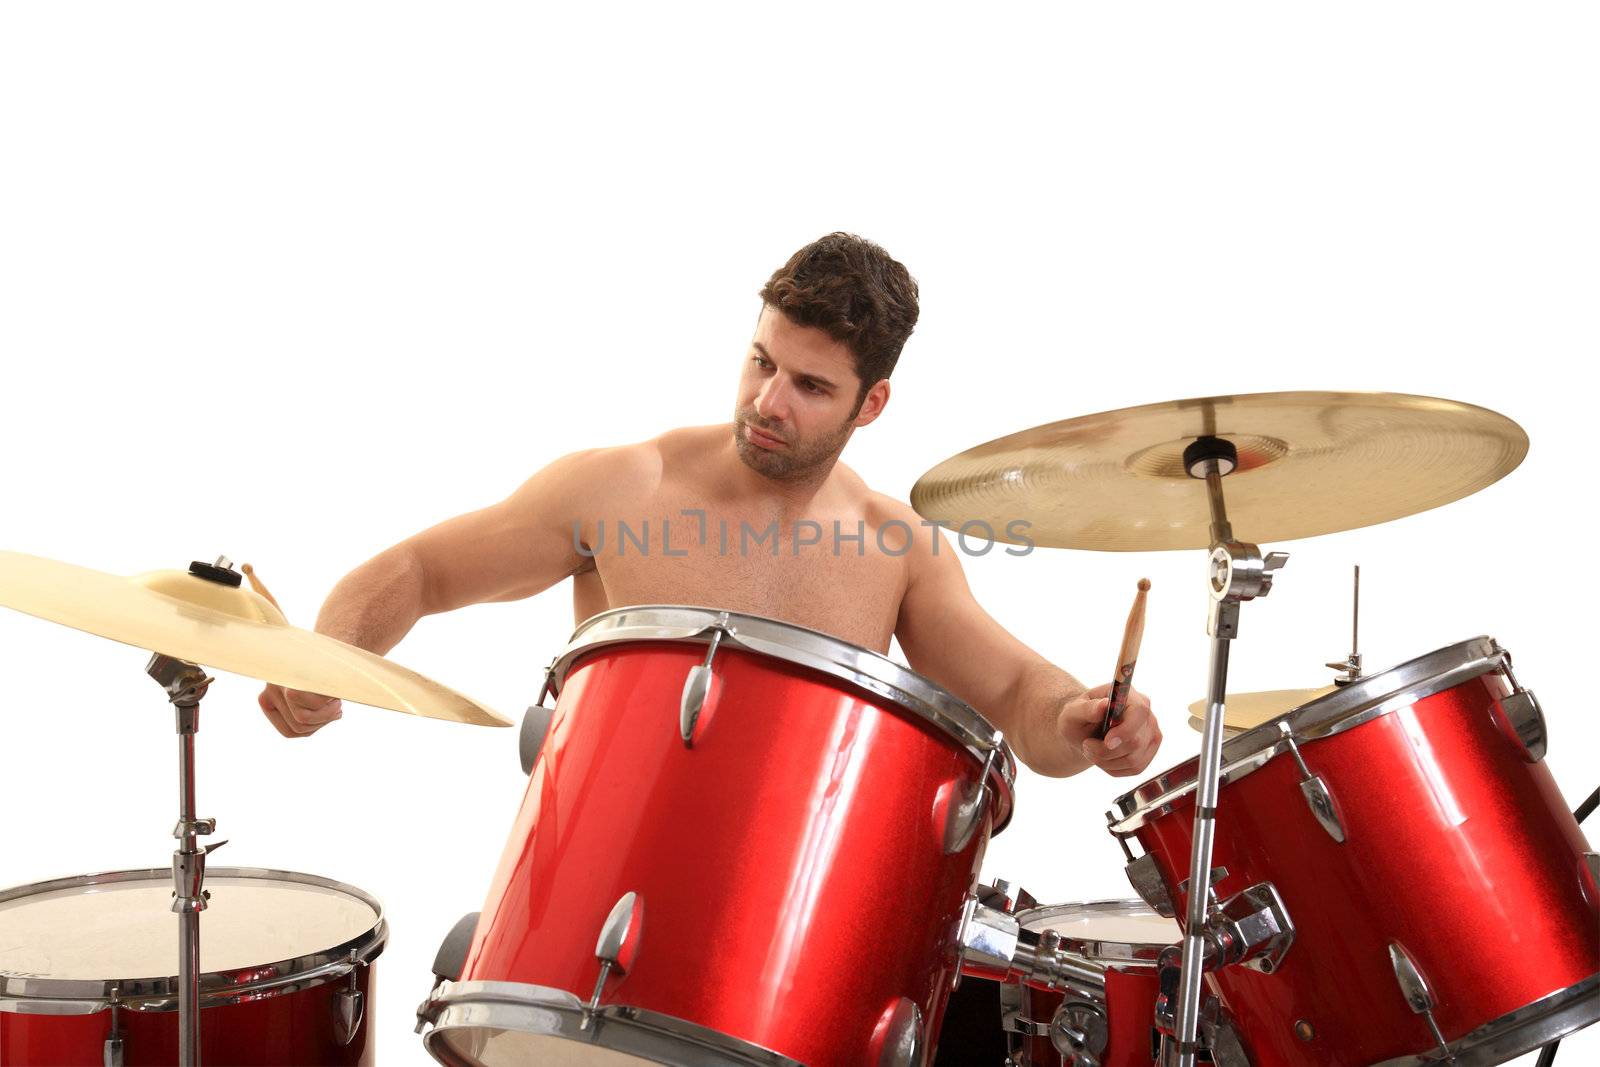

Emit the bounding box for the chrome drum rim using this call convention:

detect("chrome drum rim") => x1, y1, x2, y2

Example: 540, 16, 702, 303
421, 980, 805, 1067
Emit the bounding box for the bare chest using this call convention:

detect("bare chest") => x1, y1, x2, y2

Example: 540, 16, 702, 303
572, 510, 908, 652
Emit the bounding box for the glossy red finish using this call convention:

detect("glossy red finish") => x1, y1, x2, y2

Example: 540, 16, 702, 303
1020, 967, 1160, 1066
1130, 671, 1600, 1065
460, 640, 1001, 1065
0, 967, 376, 1066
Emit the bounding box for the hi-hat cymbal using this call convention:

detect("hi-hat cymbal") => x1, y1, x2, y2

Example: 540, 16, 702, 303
0, 551, 510, 727
1185, 686, 1338, 734
911, 391, 1527, 551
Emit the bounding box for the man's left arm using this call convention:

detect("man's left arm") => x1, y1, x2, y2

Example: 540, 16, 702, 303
894, 524, 1162, 778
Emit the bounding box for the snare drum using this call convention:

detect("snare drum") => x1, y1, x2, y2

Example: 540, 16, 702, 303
0, 867, 386, 1065
1108, 637, 1600, 1066
1001, 901, 1181, 1067
419, 606, 1016, 1066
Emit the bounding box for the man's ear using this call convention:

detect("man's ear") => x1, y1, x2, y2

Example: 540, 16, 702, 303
853, 379, 891, 427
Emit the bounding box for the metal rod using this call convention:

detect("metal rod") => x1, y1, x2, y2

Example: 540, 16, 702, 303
1173, 634, 1232, 1067
1204, 469, 1233, 546
176, 705, 201, 1067
1351, 565, 1361, 659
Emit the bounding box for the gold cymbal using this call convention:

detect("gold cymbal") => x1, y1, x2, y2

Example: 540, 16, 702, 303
1185, 686, 1338, 734
0, 551, 510, 727
910, 391, 1527, 551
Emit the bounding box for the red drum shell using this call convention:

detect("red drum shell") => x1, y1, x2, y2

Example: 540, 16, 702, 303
450, 617, 1012, 1066
1112, 640, 1600, 1066
0, 868, 384, 1066
1019, 968, 1162, 1067
0, 972, 377, 1066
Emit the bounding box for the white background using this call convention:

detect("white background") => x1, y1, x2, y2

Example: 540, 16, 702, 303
2, 3, 1596, 1064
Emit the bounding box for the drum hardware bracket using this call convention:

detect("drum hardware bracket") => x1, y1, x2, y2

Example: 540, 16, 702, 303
1387, 941, 1454, 1061
582, 891, 643, 1031
1051, 999, 1110, 1067
956, 898, 1106, 998
1492, 648, 1547, 763
977, 879, 1037, 915
1276, 722, 1347, 843
1124, 853, 1178, 918
944, 738, 1002, 855
680, 615, 734, 747
331, 950, 364, 1046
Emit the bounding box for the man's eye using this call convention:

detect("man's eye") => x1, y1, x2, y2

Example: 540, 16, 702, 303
802, 381, 821, 394
752, 355, 770, 368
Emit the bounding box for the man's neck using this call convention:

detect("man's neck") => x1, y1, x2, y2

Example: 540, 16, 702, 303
718, 434, 839, 519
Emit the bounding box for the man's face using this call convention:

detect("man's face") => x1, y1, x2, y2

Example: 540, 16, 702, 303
733, 308, 886, 480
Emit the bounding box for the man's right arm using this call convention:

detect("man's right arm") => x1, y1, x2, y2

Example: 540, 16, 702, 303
260, 447, 631, 737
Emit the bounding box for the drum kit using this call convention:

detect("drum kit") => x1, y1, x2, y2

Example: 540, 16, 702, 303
0, 389, 1595, 1067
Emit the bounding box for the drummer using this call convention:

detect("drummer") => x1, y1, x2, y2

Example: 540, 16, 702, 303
259, 233, 1161, 778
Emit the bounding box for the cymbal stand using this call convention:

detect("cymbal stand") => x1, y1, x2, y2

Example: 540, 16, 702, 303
1171, 438, 1288, 1067
147, 653, 224, 1067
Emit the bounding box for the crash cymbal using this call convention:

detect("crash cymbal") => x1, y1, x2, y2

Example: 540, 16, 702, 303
1185, 686, 1338, 734
0, 551, 510, 727
911, 391, 1527, 551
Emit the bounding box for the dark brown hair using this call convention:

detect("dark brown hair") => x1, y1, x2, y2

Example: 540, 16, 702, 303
759, 233, 919, 407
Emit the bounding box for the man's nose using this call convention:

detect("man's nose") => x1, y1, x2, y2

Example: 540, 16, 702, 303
753, 377, 789, 422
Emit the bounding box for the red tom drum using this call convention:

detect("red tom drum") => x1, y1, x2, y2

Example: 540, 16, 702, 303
1108, 637, 1599, 1066
419, 606, 1016, 1066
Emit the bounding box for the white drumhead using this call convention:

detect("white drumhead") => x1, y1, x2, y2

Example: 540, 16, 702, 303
1018, 899, 1179, 962
0, 870, 379, 982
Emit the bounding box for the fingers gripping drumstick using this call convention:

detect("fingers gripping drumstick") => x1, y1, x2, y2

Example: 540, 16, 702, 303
1095, 578, 1150, 740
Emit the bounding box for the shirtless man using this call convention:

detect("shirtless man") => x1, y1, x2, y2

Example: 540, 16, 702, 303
259, 233, 1161, 779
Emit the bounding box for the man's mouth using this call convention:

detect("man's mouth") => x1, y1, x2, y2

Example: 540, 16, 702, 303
744, 423, 787, 450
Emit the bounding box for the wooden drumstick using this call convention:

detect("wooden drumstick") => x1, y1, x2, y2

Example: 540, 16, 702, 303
241, 562, 284, 613
1096, 578, 1150, 740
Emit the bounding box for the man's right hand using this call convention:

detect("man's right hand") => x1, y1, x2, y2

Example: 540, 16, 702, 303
259, 684, 343, 738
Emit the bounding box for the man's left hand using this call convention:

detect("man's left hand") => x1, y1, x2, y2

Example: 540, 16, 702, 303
1058, 682, 1162, 777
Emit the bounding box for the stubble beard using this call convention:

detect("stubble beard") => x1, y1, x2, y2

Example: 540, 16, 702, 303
732, 410, 853, 482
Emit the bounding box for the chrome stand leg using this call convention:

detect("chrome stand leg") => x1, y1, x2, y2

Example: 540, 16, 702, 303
148, 655, 217, 1067
1173, 634, 1231, 1067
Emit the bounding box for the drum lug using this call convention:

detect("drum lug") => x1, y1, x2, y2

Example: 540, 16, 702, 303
1124, 853, 1177, 918
1197, 999, 1254, 1067
1276, 722, 1346, 843
680, 616, 733, 748
582, 891, 644, 1030
943, 738, 1002, 854
977, 879, 1036, 915
872, 997, 925, 1067
1494, 645, 1547, 762
1387, 941, 1453, 1060
520, 704, 555, 775
1051, 1000, 1109, 1067
332, 956, 364, 1046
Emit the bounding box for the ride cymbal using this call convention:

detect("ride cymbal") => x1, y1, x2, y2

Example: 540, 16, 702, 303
0, 551, 509, 726
911, 391, 1527, 551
